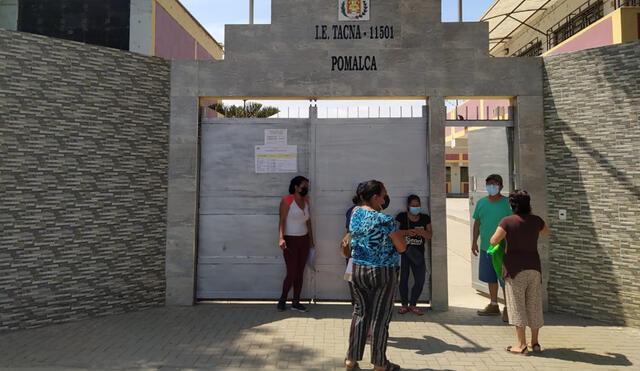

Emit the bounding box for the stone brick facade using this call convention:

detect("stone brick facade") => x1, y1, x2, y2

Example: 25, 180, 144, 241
543, 41, 640, 326
0, 29, 170, 331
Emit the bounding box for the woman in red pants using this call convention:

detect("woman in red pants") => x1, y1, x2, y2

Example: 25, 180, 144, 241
277, 176, 314, 312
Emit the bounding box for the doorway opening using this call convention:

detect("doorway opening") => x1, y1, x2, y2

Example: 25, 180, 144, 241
444, 98, 513, 310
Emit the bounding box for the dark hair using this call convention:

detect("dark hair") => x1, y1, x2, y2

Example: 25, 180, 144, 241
509, 190, 532, 215
486, 174, 503, 186
358, 180, 385, 203
407, 194, 421, 205
352, 182, 366, 204
288, 176, 309, 194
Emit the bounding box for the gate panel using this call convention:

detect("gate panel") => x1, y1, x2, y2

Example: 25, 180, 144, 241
468, 127, 511, 295
311, 118, 429, 300
197, 119, 310, 299
197, 115, 429, 301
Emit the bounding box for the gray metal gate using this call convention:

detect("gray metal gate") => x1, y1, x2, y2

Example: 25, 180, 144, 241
462, 118, 514, 296
197, 106, 430, 301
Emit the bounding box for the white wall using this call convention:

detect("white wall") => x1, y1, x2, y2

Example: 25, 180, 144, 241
0, 0, 18, 30
450, 164, 461, 193
130, 0, 154, 55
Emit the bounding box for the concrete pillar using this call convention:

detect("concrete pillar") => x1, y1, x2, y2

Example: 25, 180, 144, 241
166, 61, 200, 306
0, 0, 18, 31
130, 0, 154, 56
514, 95, 549, 310
428, 97, 448, 311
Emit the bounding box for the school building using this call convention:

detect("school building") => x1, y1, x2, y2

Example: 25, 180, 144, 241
445, 0, 640, 196
0, 0, 223, 60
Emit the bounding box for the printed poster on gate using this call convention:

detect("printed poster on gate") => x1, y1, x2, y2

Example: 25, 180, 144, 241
255, 145, 298, 174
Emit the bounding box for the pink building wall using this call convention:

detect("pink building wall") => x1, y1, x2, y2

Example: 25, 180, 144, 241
155, 4, 216, 61
154, 3, 218, 118
546, 18, 613, 56
197, 44, 215, 60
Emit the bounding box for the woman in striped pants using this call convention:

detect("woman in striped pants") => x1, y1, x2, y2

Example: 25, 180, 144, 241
345, 180, 409, 371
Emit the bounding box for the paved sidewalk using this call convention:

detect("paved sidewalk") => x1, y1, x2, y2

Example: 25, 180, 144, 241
2, 199, 638, 370
1, 303, 639, 371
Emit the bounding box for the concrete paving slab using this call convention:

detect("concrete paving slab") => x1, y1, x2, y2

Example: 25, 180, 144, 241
1, 199, 638, 370
1, 300, 639, 370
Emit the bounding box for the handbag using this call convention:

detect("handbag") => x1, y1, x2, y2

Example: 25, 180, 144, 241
487, 240, 506, 281
340, 232, 352, 258
340, 206, 359, 259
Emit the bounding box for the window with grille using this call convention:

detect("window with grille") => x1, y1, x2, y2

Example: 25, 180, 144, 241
547, 0, 604, 49
513, 39, 543, 57
18, 0, 130, 51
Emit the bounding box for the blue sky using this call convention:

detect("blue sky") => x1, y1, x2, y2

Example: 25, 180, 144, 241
181, 0, 496, 44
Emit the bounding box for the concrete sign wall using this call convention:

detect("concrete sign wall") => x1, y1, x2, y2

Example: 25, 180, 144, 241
172, 0, 542, 98
168, 0, 546, 308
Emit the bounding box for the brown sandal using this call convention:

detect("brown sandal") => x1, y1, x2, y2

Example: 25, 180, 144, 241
345, 359, 360, 370
529, 343, 542, 352
374, 361, 401, 371
506, 346, 529, 356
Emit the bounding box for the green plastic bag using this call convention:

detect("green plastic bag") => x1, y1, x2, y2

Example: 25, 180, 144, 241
487, 240, 506, 281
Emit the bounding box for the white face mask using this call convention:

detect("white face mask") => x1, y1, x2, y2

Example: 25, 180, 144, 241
486, 184, 500, 196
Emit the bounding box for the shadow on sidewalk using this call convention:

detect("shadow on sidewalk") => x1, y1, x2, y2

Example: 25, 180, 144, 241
221, 302, 616, 328
1, 303, 631, 369
390, 305, 611, 327
530, 348, 633, 366
0, 305, 322, 370
388, 335, 490, 355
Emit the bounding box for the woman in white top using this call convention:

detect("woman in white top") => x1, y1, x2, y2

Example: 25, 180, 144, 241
277, 176, 314, 312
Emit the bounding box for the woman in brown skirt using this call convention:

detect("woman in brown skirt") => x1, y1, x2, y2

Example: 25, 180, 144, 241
490, 190, 550, 355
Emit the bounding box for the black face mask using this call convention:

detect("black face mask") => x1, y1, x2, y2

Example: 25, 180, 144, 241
381, 195, 390, 210
299, 187, 309, 197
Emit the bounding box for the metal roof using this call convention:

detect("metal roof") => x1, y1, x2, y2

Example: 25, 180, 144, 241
480, 0, 556, 54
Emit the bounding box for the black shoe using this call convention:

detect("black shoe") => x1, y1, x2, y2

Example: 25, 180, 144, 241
277, 300, 286, 312
291, 303, 308, 312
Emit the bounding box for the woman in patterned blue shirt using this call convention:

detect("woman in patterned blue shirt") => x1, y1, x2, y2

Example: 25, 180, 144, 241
345, 180, 410, 371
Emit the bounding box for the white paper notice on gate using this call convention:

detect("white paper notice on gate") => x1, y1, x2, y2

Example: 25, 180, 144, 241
255, 145, 297, 173
264, 129, 287, 146
344, 258, 353, 282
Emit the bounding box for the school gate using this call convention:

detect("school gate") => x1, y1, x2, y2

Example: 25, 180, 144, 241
197, 109, 429, 301
166, 0, 547, 310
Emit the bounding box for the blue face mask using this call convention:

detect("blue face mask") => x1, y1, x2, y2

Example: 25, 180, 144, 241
486, 184, 500, 196
409, 207, 421, 215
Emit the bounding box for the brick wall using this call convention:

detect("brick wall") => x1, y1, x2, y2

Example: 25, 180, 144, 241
0, 29, 170, 331
543, 41, 640, 327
